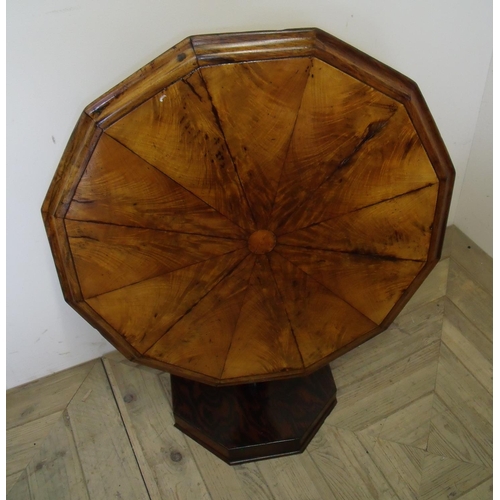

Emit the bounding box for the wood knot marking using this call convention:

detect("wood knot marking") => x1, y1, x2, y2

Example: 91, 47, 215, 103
248, 230, 276, 255
123, 393, 136, 403
21, 406, 34, 417
170, 450, 183, 462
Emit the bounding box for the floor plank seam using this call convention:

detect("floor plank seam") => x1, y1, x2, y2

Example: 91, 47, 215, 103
304, 448, 341, 499
439, 332, 493, 399
457, 475, 493, 499
428, 396, 492, 470
445, 296, 493, 348
6, 473, 26, 498
8, 470, 33, 499
170, 383, 216, 500
442, 298, 493, 364
378, 389, 436, 438
425, 420, 490, 470
399, 292, 447, 316
331, 331, 443, 398
6, 358, 97, 416
182, 437, 215, 500
442, 257, 450, 298
63, 408, 93, 500
100, 358, 153, 500
447, 256, 493, 299
424, 308, 446, 453
6, 409, 61, 434
157, 371, 216, 500
6, 361, 99, 498
54, 359, 99, 416
348, 427, 402, 500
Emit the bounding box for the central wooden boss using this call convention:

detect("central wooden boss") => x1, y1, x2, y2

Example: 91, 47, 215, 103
42, 28, 454, 464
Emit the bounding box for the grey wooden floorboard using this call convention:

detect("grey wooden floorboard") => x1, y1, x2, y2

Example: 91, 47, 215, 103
104, 358, 211, 500
450, 227, 492, 296
446, 260, 492, 341
7, 360, 96, 429
65, 361, 149, 500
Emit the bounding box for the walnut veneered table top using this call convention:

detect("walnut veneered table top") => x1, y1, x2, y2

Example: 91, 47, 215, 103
42, 28, 454, 386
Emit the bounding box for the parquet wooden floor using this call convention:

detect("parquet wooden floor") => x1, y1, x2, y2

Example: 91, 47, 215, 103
7, 226, 492, 499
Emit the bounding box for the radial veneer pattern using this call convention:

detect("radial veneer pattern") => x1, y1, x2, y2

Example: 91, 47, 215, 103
42, 28, 454, 386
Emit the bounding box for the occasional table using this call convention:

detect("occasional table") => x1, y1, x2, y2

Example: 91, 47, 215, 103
42, 28, 455, 464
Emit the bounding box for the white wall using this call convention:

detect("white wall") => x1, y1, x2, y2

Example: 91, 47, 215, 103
7, 0, 492, 389
454, 57, 493, 257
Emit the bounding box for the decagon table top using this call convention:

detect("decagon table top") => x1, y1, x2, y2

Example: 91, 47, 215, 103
42, 28, 455, 386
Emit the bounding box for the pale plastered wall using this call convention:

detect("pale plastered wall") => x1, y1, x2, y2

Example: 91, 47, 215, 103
7, 0, 492, 388
454, 57, 493, 257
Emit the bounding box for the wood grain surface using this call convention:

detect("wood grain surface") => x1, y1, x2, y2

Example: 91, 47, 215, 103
222, 256, 303, 381
274, 103, 438, 235
270, 57, 399, 231
106, 70, 255, 232
171, 365, 336, 464
87, 249, 249, 353
86, 38, 199, 128
144, 255, 256, 379
42, 28, 454, 385
66, 219, 246, 298
278, 184, 439, 261
67, 133, 247, 239
275, 245, 424, 325
201, 58, 310, 228
269, 252, 376, 366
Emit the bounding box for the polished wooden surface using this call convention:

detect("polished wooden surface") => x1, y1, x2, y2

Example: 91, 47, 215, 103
7, 227, 493, 498
171, 366, 336, 464
42, 28, 454, 385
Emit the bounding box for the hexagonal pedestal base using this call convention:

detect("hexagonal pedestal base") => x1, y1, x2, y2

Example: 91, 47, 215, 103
171, 366, 337, 465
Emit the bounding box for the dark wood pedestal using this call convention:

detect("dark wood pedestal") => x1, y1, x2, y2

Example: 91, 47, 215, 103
171, 366, 337, 465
